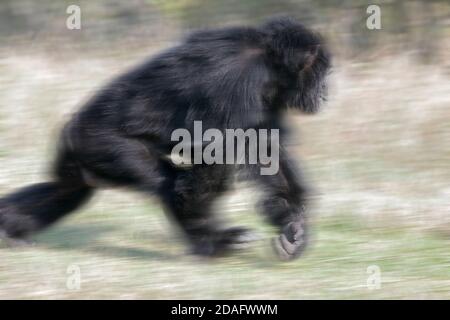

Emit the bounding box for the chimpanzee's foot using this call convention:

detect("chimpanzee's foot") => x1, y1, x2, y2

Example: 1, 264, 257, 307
0, 231, 34, 248
189, 227, 258, 257
0, 202, 36, 247
272, 215, 308, 261
217, 226, 259, 247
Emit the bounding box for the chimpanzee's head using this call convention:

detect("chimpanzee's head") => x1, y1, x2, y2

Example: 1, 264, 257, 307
263, 17, 331, 114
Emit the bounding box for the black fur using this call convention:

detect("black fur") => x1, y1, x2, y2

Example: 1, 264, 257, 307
0, 17, 331, 260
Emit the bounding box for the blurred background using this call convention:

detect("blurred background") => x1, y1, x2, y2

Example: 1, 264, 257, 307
0, 0, 449, 299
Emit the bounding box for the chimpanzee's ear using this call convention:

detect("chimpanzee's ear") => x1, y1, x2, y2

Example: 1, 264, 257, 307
266, 42, 319, 71
301, 45, 320, 70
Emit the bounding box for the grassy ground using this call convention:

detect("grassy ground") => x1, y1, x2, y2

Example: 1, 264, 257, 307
0, 196, 449, 299
0, 51, 449, 299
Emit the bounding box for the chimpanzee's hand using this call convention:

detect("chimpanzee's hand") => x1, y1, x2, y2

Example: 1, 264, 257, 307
272, 214, 308, 261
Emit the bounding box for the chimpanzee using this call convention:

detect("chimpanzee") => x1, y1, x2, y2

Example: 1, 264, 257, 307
0, 17, 331, 260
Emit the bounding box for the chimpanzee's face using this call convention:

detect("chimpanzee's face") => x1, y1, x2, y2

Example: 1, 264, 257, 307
285, 44, 331, 114
264, 18, 331, 114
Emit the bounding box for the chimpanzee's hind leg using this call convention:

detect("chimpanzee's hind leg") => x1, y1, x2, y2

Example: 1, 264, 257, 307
158, 165, 253, 257
0, 150, 93, 241
74, 136, 251, 256
0, 135, 163, 243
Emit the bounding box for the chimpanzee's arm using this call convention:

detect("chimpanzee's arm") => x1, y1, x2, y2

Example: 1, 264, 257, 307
257, 147, 310, 260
